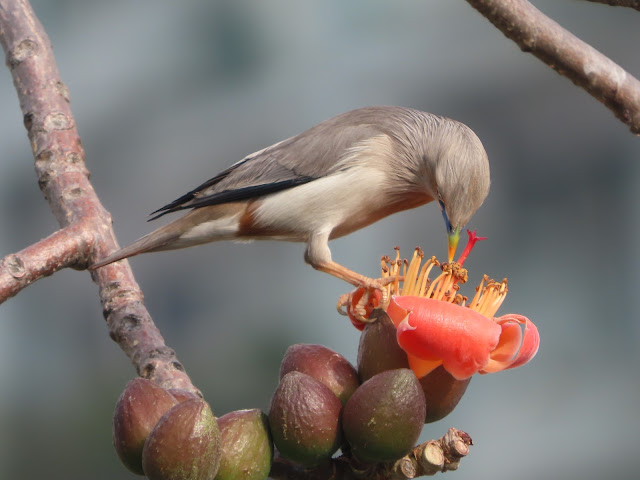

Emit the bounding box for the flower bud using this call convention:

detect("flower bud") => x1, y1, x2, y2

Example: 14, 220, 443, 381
419, 366, 471, 423
142, 399, 222, 480
342, 369, 425, 463
279, 343, 359, 405
357, 312, 409, 382
113, 378, 178, 475
215, 409, 273, 480
166, 388, 200, 403
268, 371, 342, 467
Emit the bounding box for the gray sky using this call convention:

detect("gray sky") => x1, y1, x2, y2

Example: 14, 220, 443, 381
1, 2, 639, 479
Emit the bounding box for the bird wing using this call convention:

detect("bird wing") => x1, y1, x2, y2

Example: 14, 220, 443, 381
149, 112, 388, 220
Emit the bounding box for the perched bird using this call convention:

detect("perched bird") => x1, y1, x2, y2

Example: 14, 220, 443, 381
91, 106, 490, 290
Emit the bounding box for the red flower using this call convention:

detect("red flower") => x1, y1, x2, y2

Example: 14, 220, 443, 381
341, 231, 540, 379
387, 296, 539, 380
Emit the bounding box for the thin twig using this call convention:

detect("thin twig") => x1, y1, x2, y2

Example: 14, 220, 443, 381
269, 429, 472, 480
0, 0, 199, 395
465, 0, 640, 134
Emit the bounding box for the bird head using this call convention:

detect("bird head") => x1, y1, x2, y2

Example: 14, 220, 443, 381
426, 119, 490, 262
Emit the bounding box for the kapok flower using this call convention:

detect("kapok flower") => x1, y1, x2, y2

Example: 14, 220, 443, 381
342, 231, 539, 380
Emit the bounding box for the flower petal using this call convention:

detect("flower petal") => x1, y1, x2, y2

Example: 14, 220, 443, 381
481, 314, 540, 374
389, 296, 502, 380
386, 296, 408, 328
489, 322, 522, 362
407, 354, 443, 379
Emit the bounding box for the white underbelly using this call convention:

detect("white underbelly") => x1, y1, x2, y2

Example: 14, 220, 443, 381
251, 167, 390, 239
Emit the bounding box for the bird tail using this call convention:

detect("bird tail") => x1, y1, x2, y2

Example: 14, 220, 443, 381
89, 203, 244, 270
89, 223, 184, 270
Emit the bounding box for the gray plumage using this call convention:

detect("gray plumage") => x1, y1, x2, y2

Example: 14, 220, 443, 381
91, 106, 490, 288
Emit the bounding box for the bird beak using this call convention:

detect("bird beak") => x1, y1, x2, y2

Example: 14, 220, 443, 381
448, 228, 460, 263
439, 201, 460, 262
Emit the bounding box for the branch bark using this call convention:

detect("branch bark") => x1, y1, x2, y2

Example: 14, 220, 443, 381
0, 0, 199, 394
269, 428, 472, 479
465, 0, 640, 134
584, 0, 640, 10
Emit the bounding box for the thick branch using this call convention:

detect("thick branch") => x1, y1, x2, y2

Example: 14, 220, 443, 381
466, 0, 640, 134
584, 0, 640, 10
0, 0, 198, 394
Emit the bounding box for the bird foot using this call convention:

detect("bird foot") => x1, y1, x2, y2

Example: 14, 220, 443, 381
337, 277, 392, 328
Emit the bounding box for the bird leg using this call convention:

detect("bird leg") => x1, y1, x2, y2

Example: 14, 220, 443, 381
314, 260, 395, 323
314, 259, 395, 291
304, 234, 392, 321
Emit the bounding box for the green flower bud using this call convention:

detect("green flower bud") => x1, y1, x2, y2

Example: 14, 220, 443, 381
269, 371, 342, 467
343, 369, 425, 463
215, 409, 273, 480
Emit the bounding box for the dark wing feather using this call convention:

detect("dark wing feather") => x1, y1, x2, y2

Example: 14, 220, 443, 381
149, 176, 314, 220
149, 161, 246, 217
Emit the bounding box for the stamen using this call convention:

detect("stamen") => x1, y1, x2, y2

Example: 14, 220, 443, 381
381, 256, 389, 277
469, 275, 487, 310
435, 271, 454, 301
425, 271, 448, 300
416, 256, 438, 297
402, 247, 424, 296
392, 259, 402, 296
374, 242, 508, 320
482, 279, 508, 317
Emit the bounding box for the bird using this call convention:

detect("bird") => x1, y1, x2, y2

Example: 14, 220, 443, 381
90, 106, 490, 292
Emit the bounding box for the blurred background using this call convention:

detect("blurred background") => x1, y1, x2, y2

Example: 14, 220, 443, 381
1, 1, 639, 479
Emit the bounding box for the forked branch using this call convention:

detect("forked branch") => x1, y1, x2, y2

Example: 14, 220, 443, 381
0, 0, 198, 394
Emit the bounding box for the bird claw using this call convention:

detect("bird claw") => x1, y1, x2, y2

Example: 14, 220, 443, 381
361, 276, 393, 305
337, 277, 390, 330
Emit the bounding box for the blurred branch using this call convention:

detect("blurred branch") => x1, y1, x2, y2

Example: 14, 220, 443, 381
584, 0, 640, 9
0, 225, 91, 301
0, 0, 199, 394
465, 0, 640, 134
269, 428, 472, 480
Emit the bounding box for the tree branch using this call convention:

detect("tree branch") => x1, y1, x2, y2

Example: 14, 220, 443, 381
584, 0, 640, 10
465, 0, 640, 134
0, 0, 199, 395
269, 429, 472, 480
0, 224, 91, 302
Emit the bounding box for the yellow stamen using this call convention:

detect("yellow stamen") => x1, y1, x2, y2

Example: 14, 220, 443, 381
469, 275, 487, 310
401, 248, 423, 296
375, 247, 509, 319
425, 271, 447, 300
416, 257, 438, 297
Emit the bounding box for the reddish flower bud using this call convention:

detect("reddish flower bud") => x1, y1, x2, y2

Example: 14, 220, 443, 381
112, 378, 178, 475
419, 366, 471, 423
142, 399, 222, 480
279, 344, 359, 405
166, 388, 200, 403
356, 311, 409, 383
